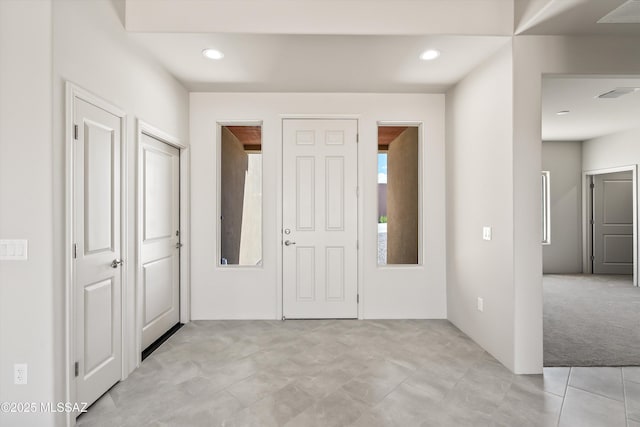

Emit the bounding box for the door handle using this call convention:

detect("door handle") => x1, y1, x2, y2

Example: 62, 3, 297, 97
284, 240, 296, 246
111, 259, 124, 268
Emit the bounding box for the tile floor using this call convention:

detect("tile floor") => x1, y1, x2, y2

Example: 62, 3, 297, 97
77, 320, 640, 426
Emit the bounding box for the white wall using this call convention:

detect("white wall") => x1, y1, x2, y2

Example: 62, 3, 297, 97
583, 128, 640, 171
542, 141, 583, 274
446, 44, 516, 371
0, 1, 56, 426
126, 0, 513, 35
190, 93, 446, 320
513, 35, 640, 374
52, 0, 189, 399
0, 2, 191, 426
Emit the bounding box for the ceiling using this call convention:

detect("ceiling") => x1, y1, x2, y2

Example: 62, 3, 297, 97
225, 126, 262, 148
542, 76, 640, 141
122, 0, 640, 99
124, 0, 640, 93
378, 126, 409, 149
129, 33, 509, 92
517, 0, 640, 35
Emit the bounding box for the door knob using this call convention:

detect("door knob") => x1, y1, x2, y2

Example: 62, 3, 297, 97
284, 240, 296, 246
111, 259, 124, 268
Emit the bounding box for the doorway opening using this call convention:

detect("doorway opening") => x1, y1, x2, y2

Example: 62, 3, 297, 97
65, 83, 127, 417
138, 125, 185, 361
541, 75, 640, 367
584, 168, 637, 280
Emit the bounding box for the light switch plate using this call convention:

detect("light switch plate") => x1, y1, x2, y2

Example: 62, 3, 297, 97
0, 240, 28, 260
482, 227, 492, 241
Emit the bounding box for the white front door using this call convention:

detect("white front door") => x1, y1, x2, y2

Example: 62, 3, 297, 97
282, 119, 358, 319
593, 171, 634, 275
74, 97, 123, 407
140, 133, 181, 349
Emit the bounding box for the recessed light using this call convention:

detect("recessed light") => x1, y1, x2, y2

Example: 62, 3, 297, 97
420, 49, 440, 61
556, 110, 570, 116
202, 48, 224, 60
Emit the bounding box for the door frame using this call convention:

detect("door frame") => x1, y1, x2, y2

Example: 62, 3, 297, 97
278, 115, 361, 319
135, 120, 190, 366
582, 165, 638, 286
64, 82, 127, 425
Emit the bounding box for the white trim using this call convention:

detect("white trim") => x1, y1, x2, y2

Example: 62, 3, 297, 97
135, 120, 190, 368
64, 82, 127, 427
180, 148, 191, 324
582, 165, 638, 286
279, 114, 361, 120
541, 171, 551, 245
215, 121, 264, 269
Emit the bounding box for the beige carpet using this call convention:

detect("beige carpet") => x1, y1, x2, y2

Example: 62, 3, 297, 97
544, 274, 640, 366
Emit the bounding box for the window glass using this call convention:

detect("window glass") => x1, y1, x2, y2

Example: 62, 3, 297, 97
378, 125, 419, 265
220, 125, 262, 266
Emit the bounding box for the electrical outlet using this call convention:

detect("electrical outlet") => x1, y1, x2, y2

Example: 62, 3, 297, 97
14, 364, 27, 385
482, 226, 492, 241
477, 297, 484, 312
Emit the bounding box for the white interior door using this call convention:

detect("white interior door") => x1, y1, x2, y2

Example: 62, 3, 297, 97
593, 171, 633, 274
282, 119, 358, 319
140, 134, 180, 349
74, 98, 123, 407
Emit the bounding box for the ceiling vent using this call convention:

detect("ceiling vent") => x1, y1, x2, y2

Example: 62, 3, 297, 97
597, 87, 639, 98
598, 0, 640, 23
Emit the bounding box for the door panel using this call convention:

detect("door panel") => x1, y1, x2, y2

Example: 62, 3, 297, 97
593, 171, 633, 274
83, 279, 115, 375
140, 134, 180, 349
74, 97, 122, 408
84, 122, 114, 253
143, 257, 174, 325
283, 119, 358, 319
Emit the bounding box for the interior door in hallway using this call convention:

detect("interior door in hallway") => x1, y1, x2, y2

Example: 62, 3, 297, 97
282, 119, 358, 319
74, 97, 123, 407
140, 133, 180, 349
593, 171, 633, 275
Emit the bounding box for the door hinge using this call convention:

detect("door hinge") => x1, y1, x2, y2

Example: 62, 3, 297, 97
356, 240, 359, 250
357, 294, 359, 304
591, 255, 595, 261
356, 133, 359, 143
590, 219, 595, 225
590, 183, 595, 189
356, 186, 359, 197
73, 243, 77, 259
74, 124, 79, 140
176, 230, 180, 237
74, 361, 79, 377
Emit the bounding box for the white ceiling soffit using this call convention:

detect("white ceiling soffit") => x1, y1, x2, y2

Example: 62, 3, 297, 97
128, 33, 510, 92
516, 0, 640, 35
124, 0, 514, 36
599, 0, 640, 23
542, 76, 640, 141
